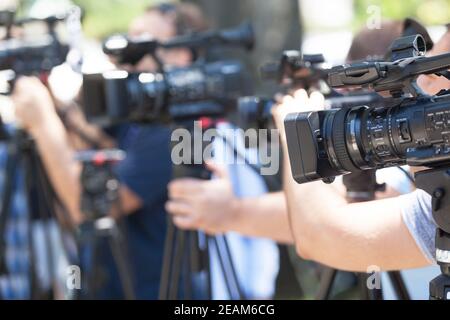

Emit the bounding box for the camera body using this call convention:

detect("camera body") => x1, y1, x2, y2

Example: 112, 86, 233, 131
285, 95, 450, 183
284, 34, 450, 184
239, 51, 385, 131
237, 52, 331, 131
0, 36, 69, 76
77, 150, 125, 220
82, 60, 252, 125
0, 12, 70, 89
103, 22, 254, 66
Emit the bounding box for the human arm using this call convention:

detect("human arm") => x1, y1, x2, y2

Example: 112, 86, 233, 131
166, 161, 293, 243
11, 77, 143, 225
273, 91, 432, 272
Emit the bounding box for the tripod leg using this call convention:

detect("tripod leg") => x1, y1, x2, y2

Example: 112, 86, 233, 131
204, 235, 212, 299
387, 271, 410, 300
87, 233, 99, 300
0, 142, 19, 275
183, 232, 192, 300
189, 231, 201, 273
359, 273, 383, 300
168, 229, 186, 300
211, 237, 236, 299
159, 217, 176, 300
219, 235, 246, 300
107, 223, 136, 300
315, 267, 338, 300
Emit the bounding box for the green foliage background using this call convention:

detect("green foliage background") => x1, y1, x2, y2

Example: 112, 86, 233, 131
72, 0, 163, 39
353, 0, 450, 28
17, 0, 450, 38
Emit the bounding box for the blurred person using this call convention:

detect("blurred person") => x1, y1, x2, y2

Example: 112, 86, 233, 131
0, 0, 73, 299
166, 19, 420, 242
11, 1, 280, 300
345, 18, 442, 300
167, 19, 450, 276
11, 2, 209, 299
271, 26, 450, 273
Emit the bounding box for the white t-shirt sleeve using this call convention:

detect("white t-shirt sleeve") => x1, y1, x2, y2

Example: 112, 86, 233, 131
400, 189, 437, 264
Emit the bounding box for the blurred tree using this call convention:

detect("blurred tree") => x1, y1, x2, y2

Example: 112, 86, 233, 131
16, 0, 157, 38
182, 1, 304, 298
72, 0, 156, 39
354, 0, 450, 30
17, 0, 450, 39
184, 0, 303, 95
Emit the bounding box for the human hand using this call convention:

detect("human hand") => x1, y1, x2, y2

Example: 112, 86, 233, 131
271, 89, 325, 144
166, 161, 239, 235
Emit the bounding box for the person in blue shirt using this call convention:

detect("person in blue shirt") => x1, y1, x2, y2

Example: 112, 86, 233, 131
10, 2, 209, 299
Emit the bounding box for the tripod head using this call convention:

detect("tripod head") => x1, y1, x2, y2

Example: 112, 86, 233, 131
77, 150, 125, 221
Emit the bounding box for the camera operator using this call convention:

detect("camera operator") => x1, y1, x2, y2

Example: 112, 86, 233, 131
271, 27, 450, 272
166, 20, 411, 243
167, 21, 450, 273
11, 2, 210, 299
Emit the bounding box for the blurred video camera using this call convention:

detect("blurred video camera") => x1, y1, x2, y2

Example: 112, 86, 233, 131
238, 51, 382, 131
284, 34, 450, 184
237, 52, 330, 130
82, 23, 254, 126
102, 22, 254, 66
0, 10, 70, 92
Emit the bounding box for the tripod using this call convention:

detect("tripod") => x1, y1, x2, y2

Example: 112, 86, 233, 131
76, 149, 135, 300
415, 168, 450, 300
159, 122, 245, 300
0, 127, 68, 299
315, 170, 410, 300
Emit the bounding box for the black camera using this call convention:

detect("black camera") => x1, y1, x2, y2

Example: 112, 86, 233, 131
0, 36, 68, 76
0, 12, 69, 90
284, 34, 450, 184
238, 52, 384, 131
237, 52, 331, 131
261, 51, 329, 88
77, 150, 125, 220
83, 23, 255, 125
103, 22, 254, 66
83, 60, 252, 125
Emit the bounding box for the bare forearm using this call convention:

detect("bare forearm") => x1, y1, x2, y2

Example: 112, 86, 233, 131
281, 137, 429, 271
30, 113, 83, 225
232, 192, 293, 244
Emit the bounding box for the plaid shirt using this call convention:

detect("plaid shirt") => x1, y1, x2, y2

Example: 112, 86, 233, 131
0, 139, 31, 299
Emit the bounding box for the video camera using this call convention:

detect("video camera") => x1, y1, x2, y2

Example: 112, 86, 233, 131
102, 22, 254, 66
0, 11, 70, 91
284, 34, 450, 184
238, 51, 382, 131
237, 52, 329, 130
82, 23, 254, 126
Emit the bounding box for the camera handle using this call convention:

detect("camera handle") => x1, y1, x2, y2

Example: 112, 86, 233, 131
415, 168, 450, 300
316, 170, 410, 300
